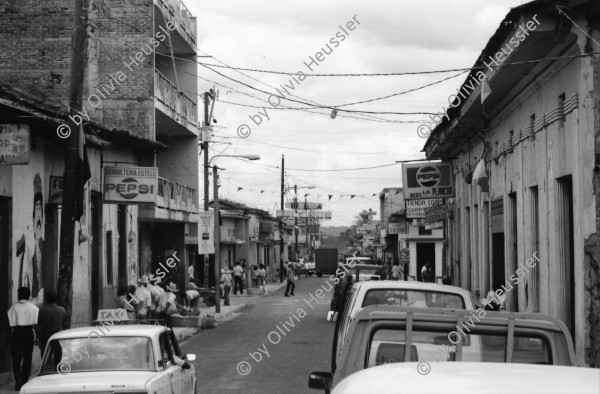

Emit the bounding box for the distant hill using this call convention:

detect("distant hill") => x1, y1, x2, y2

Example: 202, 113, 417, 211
320, 226, 350, 250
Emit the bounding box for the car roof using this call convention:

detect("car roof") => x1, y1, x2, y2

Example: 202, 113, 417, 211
353, 305, 568, 332
50, 324, 171, 340
351, 280, 472, 296
333, 362, 600, 394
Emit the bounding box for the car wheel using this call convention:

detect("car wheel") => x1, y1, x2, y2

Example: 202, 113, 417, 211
317, 271, 323, 278
309, 272, 313, 277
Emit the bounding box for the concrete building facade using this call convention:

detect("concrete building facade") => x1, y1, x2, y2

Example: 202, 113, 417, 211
423, 0, 600, 366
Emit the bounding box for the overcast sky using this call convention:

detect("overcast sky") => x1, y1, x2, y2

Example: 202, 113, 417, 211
187, 0, 526, 227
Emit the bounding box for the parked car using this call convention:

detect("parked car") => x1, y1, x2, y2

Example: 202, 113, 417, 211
330, 281, 476, 372
310, 306, 577, 392
21, 325, 197, 394
327, 362, 600, 394
304, 260, 316, 276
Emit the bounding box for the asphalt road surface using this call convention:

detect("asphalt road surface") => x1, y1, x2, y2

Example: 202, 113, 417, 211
182, 276, 335, 393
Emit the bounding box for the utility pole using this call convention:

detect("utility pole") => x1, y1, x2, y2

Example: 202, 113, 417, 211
213, 165, 220, 313
58, 0, 88, 322
279, 155, 284, 282
294, 184, 298, 262
305, 196, 309, 261
203, 91, 210, 289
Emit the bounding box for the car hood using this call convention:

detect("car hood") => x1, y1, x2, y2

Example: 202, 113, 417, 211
332, 362, 600, 394
20, 371, 156, 393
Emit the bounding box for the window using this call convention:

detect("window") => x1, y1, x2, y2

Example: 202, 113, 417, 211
418, 226, 432, 236
362, 289, 465, 309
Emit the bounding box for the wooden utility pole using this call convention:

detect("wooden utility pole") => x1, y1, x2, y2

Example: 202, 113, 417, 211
279, 155, 284, 282
203, 92, 210, 289
58, 0, 88, 322
213, 165, 220, 313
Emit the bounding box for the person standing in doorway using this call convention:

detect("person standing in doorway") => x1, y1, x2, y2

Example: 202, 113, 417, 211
422, 263, 435, 283
284, 261, 296, 297
7, 287, 39, 391
232, 261, 244, 295
188, 263, 194, 284
391, 262, 401, 281
36, 289, 66, 355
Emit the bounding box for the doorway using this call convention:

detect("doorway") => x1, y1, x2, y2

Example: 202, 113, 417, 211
0, 197, 11, 372
492, 233, 506, 290
416, 242, 436, 282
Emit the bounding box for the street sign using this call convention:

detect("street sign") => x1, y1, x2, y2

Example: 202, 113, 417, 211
402, 162, 454, 200
400, 248, 410, 258
405, 198, 444, 218
0, 124, 29, 164
198, 212, 215, 254
424, 204, 448, 223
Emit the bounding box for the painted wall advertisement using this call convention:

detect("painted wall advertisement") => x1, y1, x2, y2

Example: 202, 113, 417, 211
402, 162, 454, 200
0, 124, 29, 164
103, 166, 158, 204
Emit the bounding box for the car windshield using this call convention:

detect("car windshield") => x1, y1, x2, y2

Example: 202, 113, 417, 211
40, 336, 156, 374
367, 328, 551, 367
361, 289, 466, 309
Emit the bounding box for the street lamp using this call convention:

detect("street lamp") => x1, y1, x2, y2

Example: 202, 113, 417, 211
202, 154, 260, 313
292, 185, 316, 262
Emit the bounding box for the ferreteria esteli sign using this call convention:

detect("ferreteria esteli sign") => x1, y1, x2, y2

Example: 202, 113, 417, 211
402, 162, 454, 200
103, 166, 158, 204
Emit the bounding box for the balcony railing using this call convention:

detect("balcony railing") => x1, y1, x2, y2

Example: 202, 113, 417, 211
155, 70, 197, 125
157, 177, 198, 213
155, 0, 197, 45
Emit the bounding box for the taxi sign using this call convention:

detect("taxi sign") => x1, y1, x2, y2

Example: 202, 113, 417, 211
96, 308, 129, 321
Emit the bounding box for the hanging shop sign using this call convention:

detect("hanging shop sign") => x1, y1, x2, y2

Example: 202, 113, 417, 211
405, 198, 444, 218
103, 166, 158, 204
198, 212, 215, 254
285, 201, 323, 210
0, 124, 29, 164
388, 222, 406, 235
402, 162, 454, 200
424, 204, 448, 223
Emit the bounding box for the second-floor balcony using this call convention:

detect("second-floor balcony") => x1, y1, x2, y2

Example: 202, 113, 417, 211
155, 70, 198, 134
157, 177, 198, 214
155, 0, 197, 48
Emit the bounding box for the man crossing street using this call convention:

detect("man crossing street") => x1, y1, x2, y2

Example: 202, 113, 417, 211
284, 261, 296, 297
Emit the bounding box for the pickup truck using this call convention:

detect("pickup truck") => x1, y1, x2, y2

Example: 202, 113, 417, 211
309, 305, 580, 392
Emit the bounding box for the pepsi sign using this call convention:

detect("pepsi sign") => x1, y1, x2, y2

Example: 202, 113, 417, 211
103, 166, 158, 204
402, 162, 454, 200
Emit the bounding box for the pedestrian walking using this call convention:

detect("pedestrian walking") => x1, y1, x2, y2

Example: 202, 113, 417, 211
221, 268, 233, 306
7, 287, 38, 391
232, 261, 244, 295
188, 263, 194, 283
284, 261, 296, 297
251, 264, 258, 287
36, 288, 66, 355
257, 264, 266, 289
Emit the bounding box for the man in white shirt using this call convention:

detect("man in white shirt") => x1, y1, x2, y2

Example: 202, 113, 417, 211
136, 276, 153, 321
188, 264, 195, 283
157, 282, 178, 328
232, 261, 244, 295
7, 287, 39, 391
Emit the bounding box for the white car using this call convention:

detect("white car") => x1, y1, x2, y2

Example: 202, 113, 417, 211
21, 325, 197, 394
332, 281, 475, 373
330, 362, 600, 394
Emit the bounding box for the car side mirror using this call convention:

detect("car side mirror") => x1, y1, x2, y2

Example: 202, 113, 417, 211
186, 354, 196, 361
308, 371, 333, 391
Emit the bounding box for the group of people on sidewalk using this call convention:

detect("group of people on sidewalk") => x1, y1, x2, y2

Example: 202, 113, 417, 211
6, 287, 66, 391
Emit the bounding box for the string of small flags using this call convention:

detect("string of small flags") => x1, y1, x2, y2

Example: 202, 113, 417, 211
230, 187, 380, 200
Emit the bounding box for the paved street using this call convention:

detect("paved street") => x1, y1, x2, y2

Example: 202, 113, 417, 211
183, 277, 334, 393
